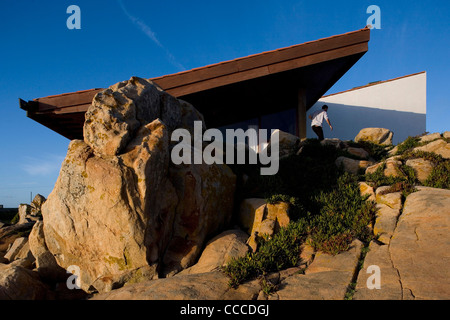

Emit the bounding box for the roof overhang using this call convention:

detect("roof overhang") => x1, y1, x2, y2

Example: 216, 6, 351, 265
20, 27, 370, 140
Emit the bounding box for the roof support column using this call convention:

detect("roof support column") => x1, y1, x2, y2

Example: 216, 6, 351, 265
297, 87, 307, 140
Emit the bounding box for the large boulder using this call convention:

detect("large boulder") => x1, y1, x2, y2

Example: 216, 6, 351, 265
84, 77, 205, 157
41, 77, 236, 293
355, 128, 393, 146
389, 187, 450, 299
356, 187, 450, 300
162, 160, 236, 276
43, 136, 161, 293
354, 241, 404, 300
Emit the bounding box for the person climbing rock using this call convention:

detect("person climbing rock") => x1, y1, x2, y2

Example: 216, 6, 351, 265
309, 105, 333, 141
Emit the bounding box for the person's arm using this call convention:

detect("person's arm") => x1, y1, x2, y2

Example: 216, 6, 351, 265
308, 114, 313, 120
326, 119, 333, 131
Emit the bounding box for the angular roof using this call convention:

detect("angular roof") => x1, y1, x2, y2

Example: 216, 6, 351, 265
20, 27, 370, 140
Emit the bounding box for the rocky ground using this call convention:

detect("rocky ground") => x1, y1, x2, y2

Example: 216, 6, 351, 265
91, 132, 450, 300
1, 77, 449, 300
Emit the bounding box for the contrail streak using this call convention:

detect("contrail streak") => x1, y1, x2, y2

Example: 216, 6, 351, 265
117, 0, 186, 71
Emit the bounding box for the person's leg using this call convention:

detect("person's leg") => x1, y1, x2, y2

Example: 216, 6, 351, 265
312, 126, 324, 141
312, 126, 320, 139
317, 127, 324, 141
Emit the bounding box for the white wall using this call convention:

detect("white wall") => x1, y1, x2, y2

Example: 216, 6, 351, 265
307, 72, 427, 145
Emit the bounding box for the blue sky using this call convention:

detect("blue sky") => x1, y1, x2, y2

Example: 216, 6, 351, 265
0, 0, 449, 208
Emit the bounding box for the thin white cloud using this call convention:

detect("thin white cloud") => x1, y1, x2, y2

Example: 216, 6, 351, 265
22, 154, 64, 176
117, 0, 186, 71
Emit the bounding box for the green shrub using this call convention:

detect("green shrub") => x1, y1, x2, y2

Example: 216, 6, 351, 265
364, 161, 417, 188
425, 160, 450, 189
364, 163, 403, 188
309, 173, 377, 255
399, 164, 417, 184
265, 194, 298, 205
225, 140, 380, 287
265, 194, 307, 221
223, 219, 308, 287
399, 150, 444, 163
398, 150, 450, 190
395, 136, 421, 155
379, 181, 417, 201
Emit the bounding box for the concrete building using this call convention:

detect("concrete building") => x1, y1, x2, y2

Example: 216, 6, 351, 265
20, 27, 427, 149
307, 71, 427, 145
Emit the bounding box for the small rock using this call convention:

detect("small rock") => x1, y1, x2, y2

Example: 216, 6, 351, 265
375, 187, 402, 210
355, 128, 394, 146
405, 158, 434, 183
419, 132, 441, 143
365, 162, 383, 175
321, 138, 346, 149
30, 194, 46, 216
384, 158, 403, 178
346, 147, 369, 159
14, 241, 35, 263
335, 156, 374, 175
414, 139, 450, 159
239, 199, 266, 233
0, 263, 51, 300
17, 204, 32, 225
388, 145, 399, 157
179, 229, 249, 275
239, 199, 291, 252
4, 237, 28, 262
359, 182, 376, 202
258, 219, 276, 238
299, 242, 315, 267
373, 203, 400, 244
266, 202, 290, 229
